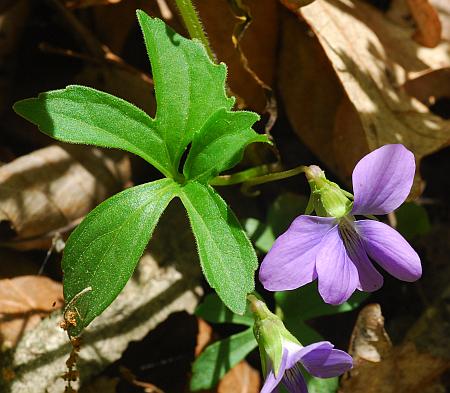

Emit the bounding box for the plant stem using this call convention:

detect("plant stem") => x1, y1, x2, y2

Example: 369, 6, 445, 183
174, 0, 215, 61
210, 164, 308, 188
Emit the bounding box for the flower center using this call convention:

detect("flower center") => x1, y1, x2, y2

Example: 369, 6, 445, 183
338, 216, 361, 257
282, 364, 307, 392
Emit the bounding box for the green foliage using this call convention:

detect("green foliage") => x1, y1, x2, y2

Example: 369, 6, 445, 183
244, 193, 309, 253
13, 11, 268, 333
137, 10, 235, 173
244, 217, 275, 253
13, 85, 173, 178
190, 328, 257, 391
195, 293, 253, 326
275, 281, 369, 323
396, 202, 431, 240
184, 108, 268, 183
305, 374, 339, 393
63, 179, 179, 336
180, 182, 258, 314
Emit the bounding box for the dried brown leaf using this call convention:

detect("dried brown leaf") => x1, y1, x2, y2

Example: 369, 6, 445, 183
430, 0, 450, 40
407, 0, 442, 47
216, 361, 260, 393
0, 275, 63, 347
340, 301, 450, 392
90, 0, 278, 113
0, 145, 130, 247
280, 0, 450, 193
196, 0, 279, 112
195, 318, 214, 357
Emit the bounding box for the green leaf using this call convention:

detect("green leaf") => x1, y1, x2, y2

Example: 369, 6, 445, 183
395, 202, 431, 240
195, 293, 254, 326
63, 178, 179, 336
179, 182, 257, 314
13, 85, 173, 178
190, 328, 257, 390
275, 282, 368, 322
244, 194, 308, 253
183, 108, 268, 182
267, 193, 309, 237
284, 318, 324, 346
243, 217, 275, 253
305, 375, 339, 393
137, 11, 235, 169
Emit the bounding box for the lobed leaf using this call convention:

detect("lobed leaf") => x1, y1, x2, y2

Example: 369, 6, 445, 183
195, 293, 254, 326
62, 178, 179, 336
179, 182, 257, 314
13, 86, 174, 178
137, 11, 235, 170
183, 108, 268, 182
190, 328, 257, 390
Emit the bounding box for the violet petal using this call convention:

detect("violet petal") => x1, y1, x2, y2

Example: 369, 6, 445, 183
259, 215, 335, 291
316, 227, 359, 304
300, 343, 353, 378
352, 144, 415, 215
356, 220, 422, 281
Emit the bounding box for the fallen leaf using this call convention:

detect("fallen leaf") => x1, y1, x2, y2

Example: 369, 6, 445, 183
407, 0, 442, 47
280, 0, 450, 194
340, 302, 450, 392
0, 145, 130, 247
430, 0, 450, 40
195, 318, 214, 356
197, 0, 279, 112
91, 0, 279, 112
0, 275, 63, 347
216, 361, 260, 393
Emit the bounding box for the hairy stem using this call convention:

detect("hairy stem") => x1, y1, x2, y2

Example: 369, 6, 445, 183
174, 0, 215, 61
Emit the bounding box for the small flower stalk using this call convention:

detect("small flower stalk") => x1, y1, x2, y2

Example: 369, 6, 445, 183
248, 295, 353, 393
260, 144, 422, 304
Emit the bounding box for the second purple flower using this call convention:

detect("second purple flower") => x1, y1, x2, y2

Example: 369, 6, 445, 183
259, 144, 422, 305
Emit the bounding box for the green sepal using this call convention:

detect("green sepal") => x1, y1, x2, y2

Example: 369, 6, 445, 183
249, 296, 299, 377
305, 166, 352, 218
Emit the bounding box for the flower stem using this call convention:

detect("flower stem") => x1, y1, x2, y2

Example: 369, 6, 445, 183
174, 0, 215, 61
210, 164, 308, 189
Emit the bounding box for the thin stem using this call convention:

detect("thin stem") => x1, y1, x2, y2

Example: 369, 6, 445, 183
242, 165, 308, 189
210, 164, 273, 186
210, 164, 308, 191
174, 0, 215, 61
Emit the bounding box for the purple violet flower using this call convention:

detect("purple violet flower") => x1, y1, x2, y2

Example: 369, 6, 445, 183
248, 295, 352, 393
259, 144, 422, 304
261, 340, 353, 393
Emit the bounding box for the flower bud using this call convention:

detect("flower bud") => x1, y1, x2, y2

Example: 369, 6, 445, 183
248, 295, 300, 375
305, 165, 352, 218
